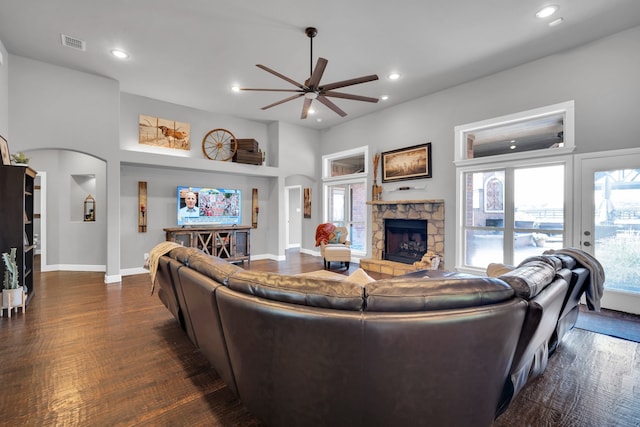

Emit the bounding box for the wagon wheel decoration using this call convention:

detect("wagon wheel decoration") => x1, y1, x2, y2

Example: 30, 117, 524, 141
202, 128, 237, 161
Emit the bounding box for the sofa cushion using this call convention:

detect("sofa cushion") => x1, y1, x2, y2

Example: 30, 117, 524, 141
168, 246, 200, 264
188, 253, 244, 285
499, 260, 556, 299
365, 276, 514, 312
228, 270, 365, 310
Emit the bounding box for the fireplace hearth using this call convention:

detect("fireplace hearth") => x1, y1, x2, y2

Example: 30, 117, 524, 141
384, 218, 428, 264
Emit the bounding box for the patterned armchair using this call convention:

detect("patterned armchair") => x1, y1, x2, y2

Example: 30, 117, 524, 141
317, 225, 351, 270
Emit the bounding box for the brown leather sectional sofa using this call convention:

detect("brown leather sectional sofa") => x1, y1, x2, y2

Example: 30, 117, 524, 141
153, 245, 598, 427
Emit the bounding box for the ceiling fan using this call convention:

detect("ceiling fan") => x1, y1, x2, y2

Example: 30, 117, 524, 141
240, 27, 379, 119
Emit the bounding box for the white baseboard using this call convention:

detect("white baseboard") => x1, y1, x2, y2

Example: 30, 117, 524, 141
300, 248, 320, 257
43, 264, 106, 272
251, 253, 286, 262
120, 267, 148, 277
104, 273, 122, 284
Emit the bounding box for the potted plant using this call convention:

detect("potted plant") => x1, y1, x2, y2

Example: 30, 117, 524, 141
532, 232, 548, 247
11, 151, 29, 166
2, 248, 24, 313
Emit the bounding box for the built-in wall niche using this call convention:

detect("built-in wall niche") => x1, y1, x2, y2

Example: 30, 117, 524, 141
70, 174, 96, 222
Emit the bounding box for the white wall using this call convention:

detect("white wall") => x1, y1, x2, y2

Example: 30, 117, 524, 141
8, 54, 122, 280
277, 122, 322, 253
27, 150, 107, 267
118, 93, 292, 265
119, 164, 273, 269
0, 39, 8, 138
320, 25, 640, 266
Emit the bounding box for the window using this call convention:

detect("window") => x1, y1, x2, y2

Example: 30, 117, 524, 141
455, 102, 575, 273
454, 100, 575, 164
325, 180, 367, 252
323, 146, 369, 254
460, 163, 567, 271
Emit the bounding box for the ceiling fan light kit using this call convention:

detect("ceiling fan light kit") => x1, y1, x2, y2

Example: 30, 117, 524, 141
240, 27, 379, 119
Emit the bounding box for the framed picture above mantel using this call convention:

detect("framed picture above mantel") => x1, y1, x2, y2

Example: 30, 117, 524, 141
381, 143, 432, 183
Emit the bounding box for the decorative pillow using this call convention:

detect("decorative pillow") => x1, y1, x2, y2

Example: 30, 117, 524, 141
346, 268, 375, 286
328, 230, 342, 244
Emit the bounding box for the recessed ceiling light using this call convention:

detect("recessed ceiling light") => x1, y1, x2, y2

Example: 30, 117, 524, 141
388, 72, 400, 80
231, 85, 240, 92
535, 5, 558, 18
548, 17, 564, 27
308, 108, 316, 115
380, 95, 389, 101
316, 118, 323, 123
110, 49, 129, 59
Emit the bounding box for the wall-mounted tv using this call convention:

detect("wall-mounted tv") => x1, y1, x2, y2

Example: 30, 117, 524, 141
177, 186, 241, 226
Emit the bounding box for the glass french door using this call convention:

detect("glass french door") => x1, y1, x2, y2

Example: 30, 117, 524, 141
325, 180, 366, 252
579, 151, 640, 314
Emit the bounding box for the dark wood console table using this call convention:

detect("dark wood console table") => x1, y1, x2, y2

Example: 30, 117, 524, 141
164, 226, 251, 264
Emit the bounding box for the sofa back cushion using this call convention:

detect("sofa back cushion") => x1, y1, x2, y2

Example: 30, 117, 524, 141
188, 253, 243, 285
228, 270, 365, 310
168, 246, 200, 264
499, 260, 556, 299
365, 276, 514, 312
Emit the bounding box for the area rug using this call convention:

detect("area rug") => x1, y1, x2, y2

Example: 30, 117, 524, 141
575, 306, 640, 343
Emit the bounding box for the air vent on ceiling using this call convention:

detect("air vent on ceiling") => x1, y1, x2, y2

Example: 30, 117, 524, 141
60, 34, 86, 51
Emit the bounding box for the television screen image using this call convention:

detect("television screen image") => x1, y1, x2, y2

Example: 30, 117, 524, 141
177, 186, 241, 226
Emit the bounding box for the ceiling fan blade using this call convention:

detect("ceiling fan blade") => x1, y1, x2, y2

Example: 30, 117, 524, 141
317, 95, 347, 117
261, 93, 304, 110
256, 64, 305, 90
240, 88, 302, 93
324, 91, 379, 103
320, 74, 379, 91
306, 57, 328, 89
300, 98, 313, 119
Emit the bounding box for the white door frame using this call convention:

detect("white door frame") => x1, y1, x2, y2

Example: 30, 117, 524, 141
284, 185, 302, 249
36, 171, 49, 271
576, 147, 640, 314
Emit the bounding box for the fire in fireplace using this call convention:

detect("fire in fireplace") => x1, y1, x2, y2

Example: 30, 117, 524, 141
384, 218, 428, 264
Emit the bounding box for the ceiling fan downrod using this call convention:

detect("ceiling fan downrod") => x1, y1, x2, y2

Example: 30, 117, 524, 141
305, 27, 317, 79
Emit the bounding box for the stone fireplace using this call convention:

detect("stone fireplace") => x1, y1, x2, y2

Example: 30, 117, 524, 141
361, 199, 445, 276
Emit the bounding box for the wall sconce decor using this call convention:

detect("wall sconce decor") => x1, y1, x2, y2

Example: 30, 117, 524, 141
138, 181, 147, 232
252, 188, 259, 228
303, 188, 311, 219
84, 195, 96, 221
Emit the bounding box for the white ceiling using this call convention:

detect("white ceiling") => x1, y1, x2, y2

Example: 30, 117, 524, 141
1, 0, 639, 130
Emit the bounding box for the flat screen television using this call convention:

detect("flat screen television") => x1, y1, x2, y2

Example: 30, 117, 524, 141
177, 186, 241, 226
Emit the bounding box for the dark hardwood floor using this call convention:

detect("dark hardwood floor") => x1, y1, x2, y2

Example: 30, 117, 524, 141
1, 251, 638, 426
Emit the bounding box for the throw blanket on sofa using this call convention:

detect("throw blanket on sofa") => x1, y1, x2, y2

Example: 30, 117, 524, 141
315, 223, 336, 247
544, 247, 605, 311
146, 241, 182, 295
